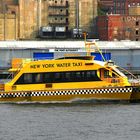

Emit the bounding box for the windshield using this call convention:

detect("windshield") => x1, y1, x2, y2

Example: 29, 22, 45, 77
113, 67, 127, 77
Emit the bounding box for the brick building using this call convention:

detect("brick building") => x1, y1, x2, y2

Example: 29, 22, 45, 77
98, 0, 114, 14
113, 0, 140, 15
98, 0, 140, 15
98, 0, 114, 9
129, 3, 140, 15
98, 15, 140, 41
99, 0, 113, 6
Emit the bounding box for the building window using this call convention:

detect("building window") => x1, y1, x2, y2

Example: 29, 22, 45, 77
136, 30, 139, 35
117, 3, 120, 6
122, 2, 125, 6
66, 9, 68, 15
136, 38, 139, 41
66, 18, 68, 23
66, 1, 68, 6
121, 10, 125, 14
136, 21, 139, 26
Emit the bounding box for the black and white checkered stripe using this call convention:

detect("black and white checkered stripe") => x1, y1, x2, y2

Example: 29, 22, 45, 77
30, 87, 132, 97
0, 92, 30, 98
0, 87, 133, 98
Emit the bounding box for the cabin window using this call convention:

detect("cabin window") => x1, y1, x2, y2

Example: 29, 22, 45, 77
104, 70, 110, 78
75, 72, 81, 79
87, 71, 96, 78
34, 74, 43, 83
86, 71, 91, 78
55, 72, 63, 82
81, 71, 85, 79
65, 72, 71, 81
112, 70, 118, 78
14, 70, 101, 85
44, 73, 52, 83
15, 74, 33, 84
24, 74, 32, 83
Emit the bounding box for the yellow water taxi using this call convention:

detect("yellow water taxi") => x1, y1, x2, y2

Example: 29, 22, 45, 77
0, 38, 140, 103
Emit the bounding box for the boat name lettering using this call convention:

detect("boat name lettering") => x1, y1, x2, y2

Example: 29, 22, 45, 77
30, 62, 82, 69
42, 64, 54, 68
56, 63, 71, 67
30, 65, 40, 69
72, 62, 82, 66
56, 62, 82, 67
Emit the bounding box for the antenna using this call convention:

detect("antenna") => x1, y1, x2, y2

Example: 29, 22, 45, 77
83, 33, 106, 61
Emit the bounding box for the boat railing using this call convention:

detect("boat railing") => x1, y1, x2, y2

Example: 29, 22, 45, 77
116, 66, 140, 86
13, 63, 24, 78
7, 62, 24, 80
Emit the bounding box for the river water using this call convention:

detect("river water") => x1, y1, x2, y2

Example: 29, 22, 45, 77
0, 103, 140, 140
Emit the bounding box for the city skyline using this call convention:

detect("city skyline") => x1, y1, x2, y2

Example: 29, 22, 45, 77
0, 0, 139, 41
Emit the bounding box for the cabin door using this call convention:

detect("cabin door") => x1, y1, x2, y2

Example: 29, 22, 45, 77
100, 68, 111, 81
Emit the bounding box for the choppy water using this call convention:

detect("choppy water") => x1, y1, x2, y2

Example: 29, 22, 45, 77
0, 103, 140, 140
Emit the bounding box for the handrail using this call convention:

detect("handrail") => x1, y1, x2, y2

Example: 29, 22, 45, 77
7, 63, 23, 80
118, 66, 137, 79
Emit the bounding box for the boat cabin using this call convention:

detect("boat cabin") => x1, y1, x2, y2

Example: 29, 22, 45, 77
0, 56, 130, 92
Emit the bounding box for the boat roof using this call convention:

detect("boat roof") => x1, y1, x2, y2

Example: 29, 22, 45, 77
93, 60, 106, 67
8, 56, 107, 72
56, 56, 94, 60
56, 56, 106, 66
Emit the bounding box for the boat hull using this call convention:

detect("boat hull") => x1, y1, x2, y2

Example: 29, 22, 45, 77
130, 86, 140, 102
0, 87, 134, 103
